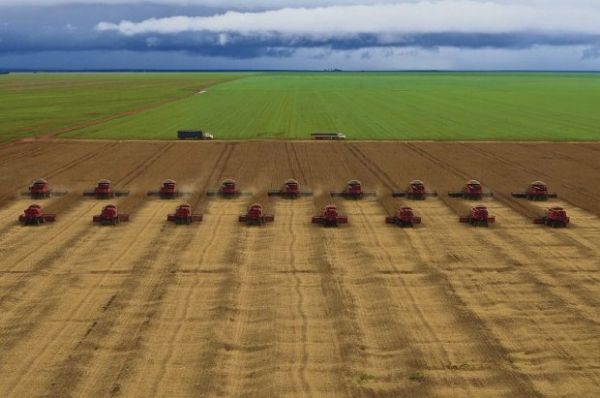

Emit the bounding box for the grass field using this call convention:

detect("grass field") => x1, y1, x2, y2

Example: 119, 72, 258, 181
0, 73, 247, 143
3, 72, 600, 141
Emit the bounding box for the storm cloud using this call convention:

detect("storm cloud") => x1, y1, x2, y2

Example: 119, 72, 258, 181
1, 1, 600, 69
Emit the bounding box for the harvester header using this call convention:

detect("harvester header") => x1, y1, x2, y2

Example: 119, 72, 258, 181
268, 179, 313, 198
331, 180, 376, 199
449, 180, 493, 200
18, 204, 56, 225
312, 205, 348, 227
22, 178, 67, 199
83, 179, 129, 199
459, 205, 495, 226
512, 181, 558, 201
167, 204, 203, 224
393, 180, 437, 200
207, 179, 251, 198
534, 207, 569, 227
239, 203, 274, 225
93, 205, 130, 225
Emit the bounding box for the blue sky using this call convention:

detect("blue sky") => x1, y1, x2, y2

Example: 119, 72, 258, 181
1, 0, 600, 70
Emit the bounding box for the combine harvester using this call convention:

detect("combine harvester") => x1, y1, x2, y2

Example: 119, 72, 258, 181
147, 179, 191, 199
18, 204, 56, 225
268, 179, 313, 199
385, 207, 421, 227
312, 205, 348, 227
167, 204, 203, 225
83, 179, 129, 199
512, 181, 558, 201
207, 179, 251, 198
92, 205, 129, 225
449, 180, 493, 200
534, 207, 570, 228
21, 178, 67, 199
459, 205, 496, 227
239, 203, 274, 225
331, 180, 376, 200
393, 180, 437, 200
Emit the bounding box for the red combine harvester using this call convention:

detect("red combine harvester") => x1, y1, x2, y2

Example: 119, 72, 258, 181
512, 181, 558, 201
393, 180, 437, 200
18, 204, 56, 225
21, 178, 67, 199
167, 204, 203, 224
534, 207, 570, 228
238, 203, 274, 225
330, 180, 376, 199
83, 179, 129, 199
268, 179, 313, 199
93, 204, 130, 225
312, 205, 348, 227
385, 207, 421, 227
449, 180, 493, 200
207, 179, 251, 198
147, 179, 189, 199
459, 205, 496, 226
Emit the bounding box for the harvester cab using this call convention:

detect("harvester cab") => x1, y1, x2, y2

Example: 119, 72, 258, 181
534, 207, 569, 227
147, 179, 189, 199
167, 204, 203, 224
18, 204, 56, 225
393, 180, 437, 200
512, 181, 558, 201
449, 180, 493, 200
459, 205, 495, 226
239, 203, 274, 225
93, 204, 130, 225
331, 180, 376, 199
84, 179, 129, 199
207, 179, 251, 198
312, 204, 348, 227
268, 179, 313, 198
385, 207, 421, 227
22, 178, 67, 199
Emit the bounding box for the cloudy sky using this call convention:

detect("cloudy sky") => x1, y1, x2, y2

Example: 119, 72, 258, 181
1, 0, 600, 70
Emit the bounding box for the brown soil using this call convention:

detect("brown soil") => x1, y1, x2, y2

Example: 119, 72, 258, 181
0, 140, 599, 397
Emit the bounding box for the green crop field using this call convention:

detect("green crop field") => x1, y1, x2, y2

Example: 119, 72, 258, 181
3, 72, 600, 142
0, 72, 247, 143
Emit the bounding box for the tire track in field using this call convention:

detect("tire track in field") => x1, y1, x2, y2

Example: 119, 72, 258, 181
142, 207, 231, 397
0, 142, 174, 306
342, 143, 544, 397
0, 142, 117, 206
298, 144, 379, 397
406, 205, 547, 397
0, 202, 171, 398
0, 142, 197, 392
100, 143, 237, 396
43, 144, 232, 397
463, 145, 600, 214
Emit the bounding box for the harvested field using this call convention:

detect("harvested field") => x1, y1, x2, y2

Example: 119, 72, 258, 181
0, 140, 599, 397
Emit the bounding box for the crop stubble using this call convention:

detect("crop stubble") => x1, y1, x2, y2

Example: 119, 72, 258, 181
0, 140, 599, 397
